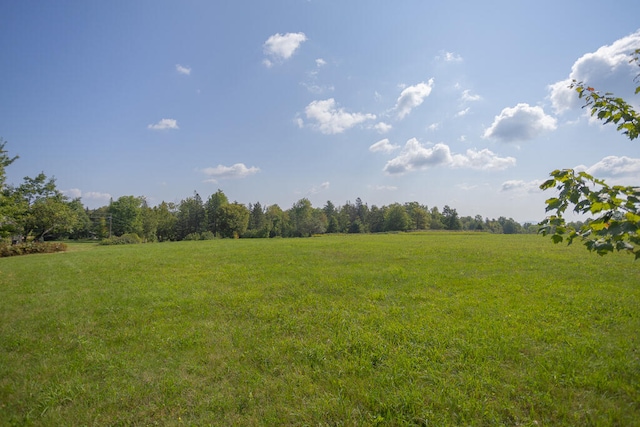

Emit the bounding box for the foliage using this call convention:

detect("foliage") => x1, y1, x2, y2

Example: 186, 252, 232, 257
217, 203, 250, 238
0, 241, 67, 257
99, 233, 142, 245
539, 169, 640, 258
540, 49, 640, 258
108, 196, 144, 237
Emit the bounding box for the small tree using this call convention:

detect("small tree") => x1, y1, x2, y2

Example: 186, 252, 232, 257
540, 49, 640, 258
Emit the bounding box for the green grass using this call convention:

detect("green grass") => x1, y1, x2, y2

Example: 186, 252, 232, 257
1, 233, 639, 426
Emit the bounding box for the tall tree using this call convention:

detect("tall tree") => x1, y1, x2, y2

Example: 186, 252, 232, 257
384, 203, 410, 232
108, 196, 144, 237
205, 189, 229, 236
155, 201, 177, 242
442, 205, 462, 230
218, 203, 250, 238
176, 192, 207, 240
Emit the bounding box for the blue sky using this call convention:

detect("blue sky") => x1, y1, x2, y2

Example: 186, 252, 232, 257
2, 1, 639, 222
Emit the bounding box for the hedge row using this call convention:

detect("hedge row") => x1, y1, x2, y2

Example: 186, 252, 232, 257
0, 241, 68, 257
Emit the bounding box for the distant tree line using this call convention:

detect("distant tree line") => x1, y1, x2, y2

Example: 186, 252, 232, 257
1, 140, 539, 243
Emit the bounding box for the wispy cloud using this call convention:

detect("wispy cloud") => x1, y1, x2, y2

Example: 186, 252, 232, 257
437, 51, 463, 62
369, 138, 400, 154
303, 98, 376, 134
483, 103, 556, 142
394, 79, 434, 119
369, 185, 398, 191
461, 89, 481, 102
176, 64, 191, 75
263, 32, 307, 67
202, 163, 260, 183
309, 181, 330, 194
148, 118, 179, 130
383, 138, 515, 175
500, 180, 544, 193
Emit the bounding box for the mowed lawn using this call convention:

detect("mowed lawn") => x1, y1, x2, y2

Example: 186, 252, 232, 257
1, 233, 639, 426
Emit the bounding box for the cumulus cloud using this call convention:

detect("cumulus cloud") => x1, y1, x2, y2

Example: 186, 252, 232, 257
315, 58, 326, 67
548, 30, 640, 114
263, 32, 307, 67
304, 98, 376, 134
202, 163, 260, 183
394, 79, 434, 119
369, 138, 400, 153
374, 122, 392, 133
383, 138, 515, 175
176, 64, 191, 75
63, 188, 82, 199
148, 118, 179, 130
483, 103, 557, 142
450, 148, 516, 170
62, 189, 112, 201
581, 155, 640, 180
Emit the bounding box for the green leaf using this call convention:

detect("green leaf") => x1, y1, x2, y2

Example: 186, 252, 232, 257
551, 234, 563, 244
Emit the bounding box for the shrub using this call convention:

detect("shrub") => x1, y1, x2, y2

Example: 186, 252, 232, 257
99, 233, 143, 245
200, 231, 216, 240
183, 232, 201, 241
0, 241, 68, 257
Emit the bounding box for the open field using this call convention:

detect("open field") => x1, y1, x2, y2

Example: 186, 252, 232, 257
1, 233, 639, 426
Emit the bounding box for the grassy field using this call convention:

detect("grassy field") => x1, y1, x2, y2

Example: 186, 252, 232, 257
1, 233, 639, 426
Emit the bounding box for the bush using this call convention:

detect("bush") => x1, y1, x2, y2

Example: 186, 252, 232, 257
99, 233, 143, 245
200, 231, 216, 240
0, 241, 68, 257
183, 232, 201, 241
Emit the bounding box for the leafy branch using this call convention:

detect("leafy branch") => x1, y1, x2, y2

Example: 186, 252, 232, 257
539, 169, 640, 259
540, 48, 640, 259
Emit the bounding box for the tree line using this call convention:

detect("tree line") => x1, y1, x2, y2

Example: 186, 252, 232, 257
0, 142, 533, 243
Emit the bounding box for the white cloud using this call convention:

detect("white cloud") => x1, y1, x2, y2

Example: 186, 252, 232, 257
315, 58, 326, 67
63, 188, 82, 199
304, 98, 376, 134
483, 103, 557, 142
176, 64, 191, 75
148, 118, 179, 130
383, 138, 515, 175
84, 191, 112, 201
500, 180, 544, 194
584, 155, 640, 179
374, 122, 392, 133
428, 122, 440, 131
455, 107, 470, 117
309, 181, 330, 194
438, 51, 463, 62
263, 32, 307, 65
369, 138, 400, 153
461, 89, 481, 102
395, 79, 434, 119
450, 148, 516, 170
202, 163, 260, 183
548, 30, 640, 114
369, 185, 398, 191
